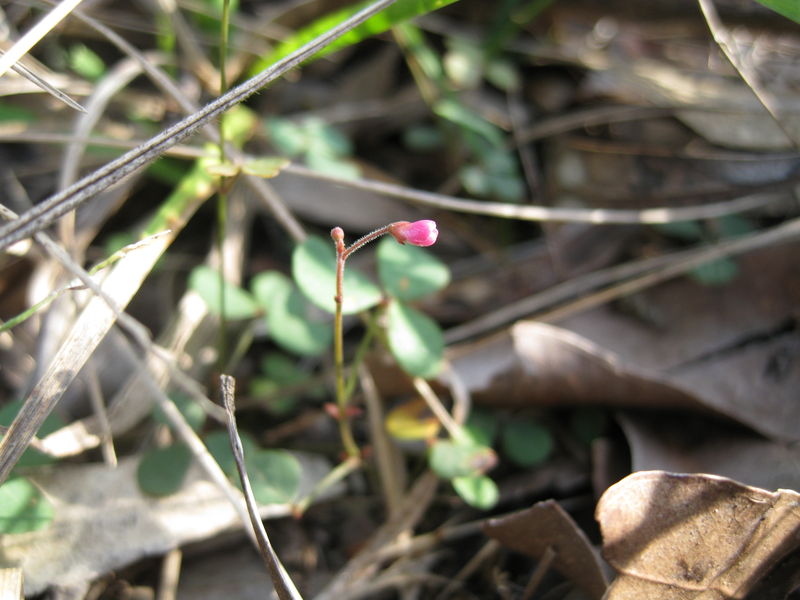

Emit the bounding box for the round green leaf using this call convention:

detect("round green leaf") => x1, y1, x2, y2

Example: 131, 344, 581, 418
204, 430, 258, 477
265, 117, 307, 156
189, 265, 259, 319
690, 258, 739, 287
153, 396, 206, 433
501, 418, 553, 468
452, 475, 499, 510
377, 237, 450, 301
569, 408, 607, 446
464, 409, 498, 447
251, 271, 292, 310
292, 236, 381, 315
137, 443, 193, 497
428, 438, 497, 480
254, 272, 332, 356
386, 301, 444, 378
246, 449, 302, 505
0, 477, 55, 533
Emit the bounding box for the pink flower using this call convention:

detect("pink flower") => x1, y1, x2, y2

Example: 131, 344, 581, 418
388, 220, 438, 247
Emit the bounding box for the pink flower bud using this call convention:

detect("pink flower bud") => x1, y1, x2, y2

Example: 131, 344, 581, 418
330, 226, 344, 242
388, 220, 438, 247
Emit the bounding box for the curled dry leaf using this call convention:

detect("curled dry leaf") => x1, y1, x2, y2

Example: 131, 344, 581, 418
597, 471, 800, 600
483, 499, 608, 600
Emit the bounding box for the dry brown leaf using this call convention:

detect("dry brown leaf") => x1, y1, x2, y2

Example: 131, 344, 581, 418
1, 453, 336, 595
556, 243, 800, 441
446, 320, 708, 412
483, 499, 608, 600
619, 414, 800, 492
597, 471, 800, 599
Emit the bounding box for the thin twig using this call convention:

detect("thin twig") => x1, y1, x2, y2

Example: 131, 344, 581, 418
156, 548, 183, 600
70, 7, 306, 241
412, 377, 461, 440
0, 0, 398, 251
447, 215, 800, 342
5, 58, 85, 112
521, 546, 556, 600
221, 375, 303, 600
282, 163, 787, 224
0, 0, 87, 78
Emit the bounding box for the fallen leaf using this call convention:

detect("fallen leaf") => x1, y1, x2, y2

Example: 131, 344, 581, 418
484, 499, 608, 600
618, 413, 800, 492
0, 453, 337, 595
597, 471, 800, 599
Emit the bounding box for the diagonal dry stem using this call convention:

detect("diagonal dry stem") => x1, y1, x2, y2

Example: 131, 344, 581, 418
0, 0, 397, 251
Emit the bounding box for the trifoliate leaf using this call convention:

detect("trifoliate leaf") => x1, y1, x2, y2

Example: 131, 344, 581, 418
246, 449, 302, 505
0, 477, 54, 533
452, 475, 499, 510
501, 418, 553, 468
137, 444, 193, 497
386, 300, 444, 378
189, 265, 259, 320
377, 237, 450, 301
292, 235, 381, 314
429, 438, 497, 480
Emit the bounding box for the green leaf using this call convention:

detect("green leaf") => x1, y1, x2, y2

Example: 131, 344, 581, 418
265, 118, 308, 156
428, 438, 496, 479
153, 396, 206, 433
250, 353, 322, 415
386, 301, 444, 378
444, 39, 484, 89
403, 125, 444, 151
452, 475, 498, 510
137, 443, 193, 497
689, 257, 739, 286
0, 477, 54, 533
246, 449, 302, 505
68, 44, 105, 81
241, 157, 290, 178
305, 117, 353, 157
253, 271, 332, 356
501, 418, 553, 468
292, 236, 382, 315
715, 215, 755, 239
0, 102, 35, 123
569, 408, 607, 446
204, 161, 241, 178
0, 400, 65, 469
377, 237, 450, 301
464, 409, 498, 447
250, 0, 462, 75
189, 265, 259, 319
654, 220, 704, 242
485, 58, 520, 92
305, 153, 361, 179
205, 430, 258, 477
434, 98, 505, 147
753, 0, 800, 23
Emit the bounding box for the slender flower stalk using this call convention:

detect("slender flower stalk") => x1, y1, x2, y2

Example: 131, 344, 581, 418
330, 220, 438, 458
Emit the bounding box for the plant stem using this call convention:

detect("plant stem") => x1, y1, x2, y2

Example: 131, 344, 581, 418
333, 235, 359, 458
342, 224, 392, 260
216, 0, 231, 369
331, 225, 396, 457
